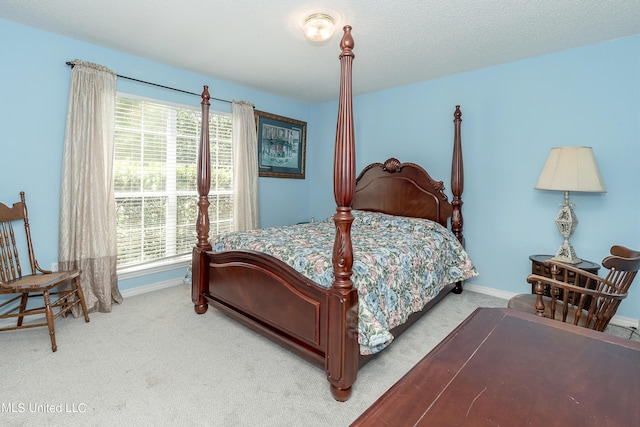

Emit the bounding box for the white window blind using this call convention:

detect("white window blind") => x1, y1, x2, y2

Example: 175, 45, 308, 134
114, 95, 233, 268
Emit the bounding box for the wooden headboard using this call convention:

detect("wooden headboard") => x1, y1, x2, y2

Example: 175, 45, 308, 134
352, 158, 454, 227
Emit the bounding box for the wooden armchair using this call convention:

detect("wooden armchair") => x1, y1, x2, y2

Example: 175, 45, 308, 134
509, 246, 640, 332
0, 192, 89, 351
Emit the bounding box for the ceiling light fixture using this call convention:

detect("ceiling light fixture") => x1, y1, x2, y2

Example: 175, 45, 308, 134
303, 13, 335, 42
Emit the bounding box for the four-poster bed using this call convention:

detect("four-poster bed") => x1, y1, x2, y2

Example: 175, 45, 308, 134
191, 26, 476, 401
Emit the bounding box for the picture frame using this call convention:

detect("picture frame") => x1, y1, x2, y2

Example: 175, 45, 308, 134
255, 110, 307, 179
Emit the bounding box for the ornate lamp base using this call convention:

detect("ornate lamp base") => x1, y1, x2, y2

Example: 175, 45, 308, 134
550, 191, 582, 264
552, 241, 582, 264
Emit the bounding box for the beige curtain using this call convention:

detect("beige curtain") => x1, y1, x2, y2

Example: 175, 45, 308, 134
232, 100, 260, 230
59, 60, 122, 314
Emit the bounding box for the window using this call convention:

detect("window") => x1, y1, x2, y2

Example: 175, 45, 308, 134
114, 94, 233, 268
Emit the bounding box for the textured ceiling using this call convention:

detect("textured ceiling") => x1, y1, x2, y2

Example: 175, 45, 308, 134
1, 0, 639, 104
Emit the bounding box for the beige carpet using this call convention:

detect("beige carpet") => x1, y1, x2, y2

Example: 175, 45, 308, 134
0, 284, 635, 426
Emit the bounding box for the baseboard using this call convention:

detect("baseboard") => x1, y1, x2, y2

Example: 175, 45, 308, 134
465, 282, 639, 329
464, 283, 515, 301
120, 278, 184, 298
2, 280, 636, 332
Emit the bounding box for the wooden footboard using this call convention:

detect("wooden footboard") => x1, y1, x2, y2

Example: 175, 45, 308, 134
200, 250, 330, 367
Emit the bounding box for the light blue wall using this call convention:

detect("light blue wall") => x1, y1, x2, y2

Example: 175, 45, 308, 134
0, 18, 313, 291
2, 17, 639, 321
310, 35, 640, 320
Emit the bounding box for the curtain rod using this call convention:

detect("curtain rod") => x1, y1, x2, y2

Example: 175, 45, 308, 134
65, 61, 232, 105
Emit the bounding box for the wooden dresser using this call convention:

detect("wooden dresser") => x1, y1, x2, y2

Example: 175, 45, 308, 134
351, 308, 640, 427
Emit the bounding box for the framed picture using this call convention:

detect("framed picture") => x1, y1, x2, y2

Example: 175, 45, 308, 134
255, 110, 307, 179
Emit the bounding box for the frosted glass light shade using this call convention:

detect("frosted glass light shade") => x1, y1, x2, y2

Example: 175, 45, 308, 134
303, 14, 335, 42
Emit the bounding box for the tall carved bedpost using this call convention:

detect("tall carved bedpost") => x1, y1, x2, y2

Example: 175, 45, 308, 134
192, 86, 212, 314
327, 26, 358, 402
451, 105, 464, 294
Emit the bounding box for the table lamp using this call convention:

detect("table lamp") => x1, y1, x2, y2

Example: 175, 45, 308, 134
535, 146, 606, 264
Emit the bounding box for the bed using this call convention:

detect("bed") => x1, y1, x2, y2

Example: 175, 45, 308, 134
191, 26, 477, 401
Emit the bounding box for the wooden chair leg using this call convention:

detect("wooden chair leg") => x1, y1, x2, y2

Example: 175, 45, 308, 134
533, 281, 546, 317
74, 277, 90, 322
17, 293, 28, 327
43, 290, 57, 352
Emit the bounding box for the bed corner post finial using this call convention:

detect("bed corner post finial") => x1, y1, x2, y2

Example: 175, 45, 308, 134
201, 85, 210, 104
196, 85, 212, 251
451, 105, 464, 294
328, 25, 358, 402
340, 25, 354, 57
451, 105, 463, 243
193, 85, 212, 314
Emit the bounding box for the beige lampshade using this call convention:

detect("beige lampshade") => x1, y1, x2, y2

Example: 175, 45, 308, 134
535, 146, 606, 193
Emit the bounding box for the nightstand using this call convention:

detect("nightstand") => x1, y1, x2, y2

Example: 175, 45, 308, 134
529, 254, 600, 296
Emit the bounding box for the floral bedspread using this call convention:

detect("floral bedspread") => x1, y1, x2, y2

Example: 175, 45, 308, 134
212, 210, 478, 355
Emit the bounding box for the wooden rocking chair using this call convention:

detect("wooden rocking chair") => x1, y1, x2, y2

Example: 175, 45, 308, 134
0, 192, 89, 351
509, 245, 640, 332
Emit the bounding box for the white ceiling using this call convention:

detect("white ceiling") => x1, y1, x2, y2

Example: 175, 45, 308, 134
1, 1, 639, 104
